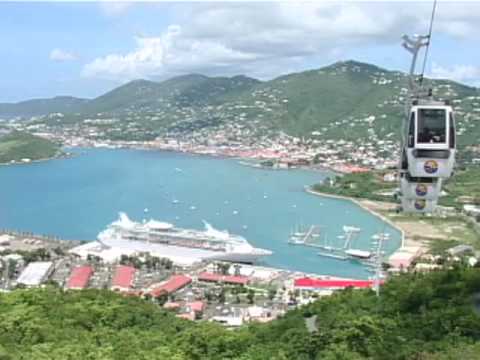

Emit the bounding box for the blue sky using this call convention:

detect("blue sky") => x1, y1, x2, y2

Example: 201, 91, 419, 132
1, 1, 479, 102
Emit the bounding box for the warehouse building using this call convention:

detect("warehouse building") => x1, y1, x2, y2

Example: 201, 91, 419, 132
66, 265, 94, 290
16, 261, 53, 287
111, 265, 136, 292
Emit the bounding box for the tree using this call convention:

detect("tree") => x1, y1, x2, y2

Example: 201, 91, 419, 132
154, 293, 168, 306
218, 288, 226, 304
7, 259, 17, 279
247, 289, 255, 304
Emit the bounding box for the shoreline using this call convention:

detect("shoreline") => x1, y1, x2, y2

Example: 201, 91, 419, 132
0, 151, 73, 167
304, 186, 405, 245
304, 187, 429, 263
65, 143, 339, 173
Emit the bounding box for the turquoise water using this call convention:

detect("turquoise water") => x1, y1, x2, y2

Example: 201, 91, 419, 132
0, 148, 401, 279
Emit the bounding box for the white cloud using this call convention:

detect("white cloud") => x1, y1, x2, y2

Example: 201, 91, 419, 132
82, 2, 480, 82
99, 1, 133, 17
50, 48, 77, 62
82, 25, 259, 80
431, 63, 480, 86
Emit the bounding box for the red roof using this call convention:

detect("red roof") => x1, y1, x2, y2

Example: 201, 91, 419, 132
187, 301, 205, 313
150, 275, 192, 297
294, 277, 375, 289
163, 302, 181, 310
176, 313, 195, 321
67, 266, 93, 289
111, 265, 136, 289
198, 272, 249, 285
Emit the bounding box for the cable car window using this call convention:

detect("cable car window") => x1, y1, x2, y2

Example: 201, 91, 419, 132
417, 108, 446, 144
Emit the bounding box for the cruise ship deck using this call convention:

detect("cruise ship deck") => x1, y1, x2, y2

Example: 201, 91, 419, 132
70, 237, 269, 266
71, 238, 226, 266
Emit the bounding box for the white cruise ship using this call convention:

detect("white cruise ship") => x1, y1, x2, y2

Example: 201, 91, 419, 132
75, 213, 272, 265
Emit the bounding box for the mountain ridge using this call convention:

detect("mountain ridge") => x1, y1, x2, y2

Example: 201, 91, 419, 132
1, 60, 477, 116
3, 60, 480, 151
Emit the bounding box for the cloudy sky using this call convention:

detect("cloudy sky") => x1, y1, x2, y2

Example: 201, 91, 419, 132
0, 1, 479, 102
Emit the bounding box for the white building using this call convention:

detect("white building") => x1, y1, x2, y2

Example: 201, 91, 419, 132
16, 261, 53, 287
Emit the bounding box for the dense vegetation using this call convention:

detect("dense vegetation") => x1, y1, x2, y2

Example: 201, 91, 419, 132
440, 165, 480, 209
312, 172, 397, 202
313, 165, 480, 210
0, 130, 60, 164
0, 266, 479, 359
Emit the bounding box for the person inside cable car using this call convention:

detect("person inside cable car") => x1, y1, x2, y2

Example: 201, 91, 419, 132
417, 108, 446, 144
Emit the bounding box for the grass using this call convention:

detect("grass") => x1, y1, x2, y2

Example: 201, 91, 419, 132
312, 171, 397, 202
0, 130, 60, 163
440, 165, 480, 209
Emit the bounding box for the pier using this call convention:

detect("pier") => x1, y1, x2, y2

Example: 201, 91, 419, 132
0, 229, 82, 251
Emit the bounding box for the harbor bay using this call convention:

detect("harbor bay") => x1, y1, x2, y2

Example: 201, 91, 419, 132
0, 148, 401, 279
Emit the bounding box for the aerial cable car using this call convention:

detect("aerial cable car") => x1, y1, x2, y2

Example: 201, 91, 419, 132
398, 0, 456, 213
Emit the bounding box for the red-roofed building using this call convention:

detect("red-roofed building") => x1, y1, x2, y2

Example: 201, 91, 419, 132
176, 312, 196, 321
67, 266, 93, 290
163, 302, 181, 311
111, 265, 136, 292
198, 272, 249, 286
294, 277, 376, 290
186, 301, 205, 320
149, 274, 192, 298
187, 301, 205, 313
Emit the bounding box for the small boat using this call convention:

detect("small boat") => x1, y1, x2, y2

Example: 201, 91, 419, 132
372, 233, 390, 240
317, 252, 348, 260
345, 249, 372, 259
190, 206, 197, 210
343, 225, 361, 233
288, 236, 305, 245
172, 199, 179, 204
292, 232, 306, 237
144, 208, 149, 213
232, 210, 239, 215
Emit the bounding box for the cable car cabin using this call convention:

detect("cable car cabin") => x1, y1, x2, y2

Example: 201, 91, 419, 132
401, 197, 438, 213
404, 102, 456, 178
400, 174, 441, 201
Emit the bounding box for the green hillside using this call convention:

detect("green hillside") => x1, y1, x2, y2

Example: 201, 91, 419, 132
76, 74, 260, 115
6, 60, 480, 149
0, 130, 61, 163
0, 266, 479, 359
0, 96, 88, 118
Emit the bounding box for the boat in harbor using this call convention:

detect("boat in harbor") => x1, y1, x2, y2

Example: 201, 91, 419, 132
71, 213, 272, 265
317, 251, 349, 260
343, 225, 361, 233
288, 236, 306, 245
345, 248, 372, 259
